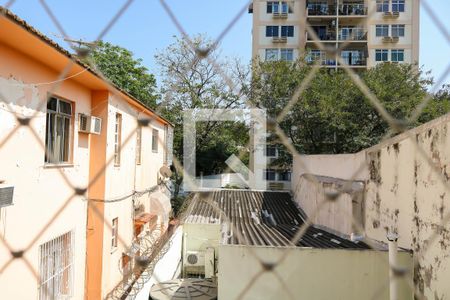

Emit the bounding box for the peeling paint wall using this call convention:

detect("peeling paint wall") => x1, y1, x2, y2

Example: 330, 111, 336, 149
365, 119, 450, 299
292, 113, 450, 299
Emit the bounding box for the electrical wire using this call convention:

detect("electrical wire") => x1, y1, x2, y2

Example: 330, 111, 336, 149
85, 184, 163, 203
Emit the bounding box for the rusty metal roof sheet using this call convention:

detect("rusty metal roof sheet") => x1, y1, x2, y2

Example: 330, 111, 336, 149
184, 190, 368, 249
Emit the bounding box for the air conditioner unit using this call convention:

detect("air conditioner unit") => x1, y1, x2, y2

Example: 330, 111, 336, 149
272, 36, 288, 43
184, 251, 205, 267
392, 11, 400, 17
391, 36, 399, 42
78, 114, 102, 135
382, 36, 393, 43
0, 185, 14, 208
383, 11, 392, 17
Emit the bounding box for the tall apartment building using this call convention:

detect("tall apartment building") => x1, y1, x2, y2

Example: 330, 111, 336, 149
250, 0, 419, 68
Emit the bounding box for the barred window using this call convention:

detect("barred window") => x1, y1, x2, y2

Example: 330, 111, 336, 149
45, 97, 72, 164
38, 231, 73, 300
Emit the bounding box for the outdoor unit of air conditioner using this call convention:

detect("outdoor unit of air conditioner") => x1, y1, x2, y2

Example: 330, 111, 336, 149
0, 185, 14, 208
78, 114, 102, 135
184, 251, 205, 267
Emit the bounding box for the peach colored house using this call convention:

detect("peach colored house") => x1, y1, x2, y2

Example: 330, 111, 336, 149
0, 8, 173, 300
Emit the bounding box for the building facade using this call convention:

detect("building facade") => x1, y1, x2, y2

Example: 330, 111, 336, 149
0, 8, 173, 300
250, 0, 420, 68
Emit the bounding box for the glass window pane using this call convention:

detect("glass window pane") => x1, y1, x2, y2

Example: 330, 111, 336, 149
47, 98, 57, 111
58, 100, 72, 115
267, 2, 273, 13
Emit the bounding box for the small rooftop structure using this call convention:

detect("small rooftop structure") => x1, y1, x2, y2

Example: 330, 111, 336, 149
184, 190, 368, 249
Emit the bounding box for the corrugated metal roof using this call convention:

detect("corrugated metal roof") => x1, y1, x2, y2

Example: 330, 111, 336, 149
184, 190, 368, 249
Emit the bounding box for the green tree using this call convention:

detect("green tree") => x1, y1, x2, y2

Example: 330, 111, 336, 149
88, 41, 158, 108
249, 59, 449, 157
156, 35, 249, 178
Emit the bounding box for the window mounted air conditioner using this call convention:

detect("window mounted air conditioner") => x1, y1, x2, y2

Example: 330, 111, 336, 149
78, 114, 102, 135
0, 185, 14, 207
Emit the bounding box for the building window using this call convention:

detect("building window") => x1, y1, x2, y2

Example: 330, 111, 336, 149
152, 129, 159, 152
392, 0, 405, 12
265, 49, 279, 61
278, 171, 291, 181
38, 231, 73, 300
114, 113, 122, 166
376, 0, 389, 12
267, 1, 279, 13
375, 25, 389, 37
136, 126, 142, 165
375, 49, 389, 62
280, 49, 294, 61
307, 49, 323, 63
265, 145, 277, 157
264, 169, 276, 181
391, 24, 405, 37
266, 25, 279, 37
281, 1, 293, 13
111, 218, 118, 249
45, 97, 72, 164
281, 26, 294, 37
391, 49, 405, 62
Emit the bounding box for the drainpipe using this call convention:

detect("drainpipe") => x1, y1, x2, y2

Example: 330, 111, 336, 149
387, 232, 399, 300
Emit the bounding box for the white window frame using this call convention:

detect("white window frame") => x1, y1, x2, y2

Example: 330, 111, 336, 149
375, 25, 389, 37
38, 231, 74, 300
391, 24, 405, 37
375, 49, 389, 62
391, 49, 405, 62
264, 169, 276, 181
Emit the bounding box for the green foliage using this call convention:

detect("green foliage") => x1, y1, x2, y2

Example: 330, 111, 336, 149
156, 35, 249, 177
249, 59, 449, 156
88, 41, 158, 108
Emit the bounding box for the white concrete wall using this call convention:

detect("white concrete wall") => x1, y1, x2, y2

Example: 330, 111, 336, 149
101, 94, 170, 296
0, 44, 89, 300
218, 245, 413, 300
291, 113, 450, 299
134, 227, 183, 300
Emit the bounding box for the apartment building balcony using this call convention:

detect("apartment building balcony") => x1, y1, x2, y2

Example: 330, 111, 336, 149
306, 32, 337, 42
338, 4, 367, 16
338, 28, 367, 42
306, 50, 337, 67
340, 50, 367, 67
307, 4, 336, 16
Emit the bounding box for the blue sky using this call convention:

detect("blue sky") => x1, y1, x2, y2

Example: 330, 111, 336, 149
2, 0, 449, 89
